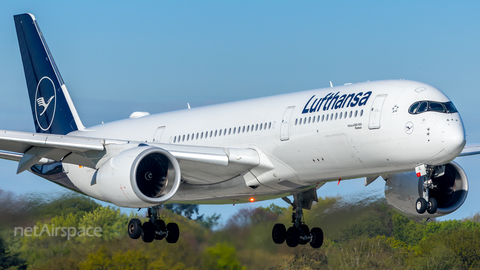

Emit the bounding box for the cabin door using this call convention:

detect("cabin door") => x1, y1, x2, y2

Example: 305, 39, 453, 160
280, 106, 295, 141
368, 95, 387, 129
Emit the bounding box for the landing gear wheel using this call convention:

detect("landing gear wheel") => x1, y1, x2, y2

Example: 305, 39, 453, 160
272, 223, 286, 244
127, 219, 142, 239
310, 227, 323, 248
286, 227, 300, 248
427, 197, 438, 214
165, 223, 179, 244
141, 221, 155, 243
299, 224, 310, 245
154, 220, 166, 240
416, 198, 427, 214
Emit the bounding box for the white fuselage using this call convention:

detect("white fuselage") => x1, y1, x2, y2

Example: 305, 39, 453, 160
67, 80, 465, 206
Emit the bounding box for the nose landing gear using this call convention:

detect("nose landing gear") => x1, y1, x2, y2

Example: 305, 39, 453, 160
271, 188, 324, 248
127, 206, 179, 244
415, 165, 442, 215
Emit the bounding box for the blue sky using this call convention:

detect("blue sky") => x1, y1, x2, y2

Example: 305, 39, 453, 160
0, 1, 479, 223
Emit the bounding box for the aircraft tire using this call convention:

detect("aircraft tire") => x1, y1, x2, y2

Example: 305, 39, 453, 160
427, 197, 438, 214
310, 227, 323, 249
141, 221, 155, 243
127, 218, 142, 239
286, 227, 300, 248
416, 198, 427, 214
272, 223, 286, 244
165, 223, 179, 244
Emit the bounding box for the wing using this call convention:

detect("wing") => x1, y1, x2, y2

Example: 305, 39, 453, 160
0, 129, 260, 184
459, 144, 480, 157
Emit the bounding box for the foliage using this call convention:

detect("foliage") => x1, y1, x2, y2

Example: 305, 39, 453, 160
1, 190, 480, 269
162, 203, 200, 220
203, 243, 246, 270
0, 236, 26, 270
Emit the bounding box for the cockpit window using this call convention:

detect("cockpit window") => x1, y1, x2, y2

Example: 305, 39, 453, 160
408, 101, 458, 115
417, 102, 428, 113
444, 102, 458, 113
429, 102, 446, 113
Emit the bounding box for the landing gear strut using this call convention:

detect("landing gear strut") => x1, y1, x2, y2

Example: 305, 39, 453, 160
272, 188, 323, 248
127, 206, 179, 243
416, 165, 441, 215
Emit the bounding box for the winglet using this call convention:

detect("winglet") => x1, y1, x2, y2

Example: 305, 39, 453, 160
14, 13, 85, 135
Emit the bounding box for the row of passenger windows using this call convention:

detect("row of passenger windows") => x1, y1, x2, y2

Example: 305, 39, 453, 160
173, 122, 276, 143
295, 109, 364, 125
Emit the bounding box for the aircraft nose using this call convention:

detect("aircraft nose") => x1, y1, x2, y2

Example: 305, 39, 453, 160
442, 117, 466, 158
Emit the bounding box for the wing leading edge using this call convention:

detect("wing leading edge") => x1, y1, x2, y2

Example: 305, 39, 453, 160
0, 129, 260, 183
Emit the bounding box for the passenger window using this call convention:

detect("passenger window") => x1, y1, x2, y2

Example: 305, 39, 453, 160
360, 110, 363, 116
349, 111, 352, 118
229, 128, 231, 135
355, 110, 358, 117
255, 124, 258, 131
321, 115, 324, 122
233, 127, 236, 134
326, 114, 329, 121
269, 122, 272, 129
308, 117, 311, 123
339, 112, 342, 119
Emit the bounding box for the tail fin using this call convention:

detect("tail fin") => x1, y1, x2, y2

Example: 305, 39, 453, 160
14, 13, 84, 135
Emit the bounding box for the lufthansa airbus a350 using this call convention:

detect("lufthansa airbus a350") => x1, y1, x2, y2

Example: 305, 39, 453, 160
3, 13, 479, 248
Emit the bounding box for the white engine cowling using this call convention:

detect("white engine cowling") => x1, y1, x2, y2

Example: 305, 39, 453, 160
96, 146, 181, 208
384, 161, 468, 218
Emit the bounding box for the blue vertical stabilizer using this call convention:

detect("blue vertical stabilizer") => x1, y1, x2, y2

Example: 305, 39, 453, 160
14, 13, 84, 134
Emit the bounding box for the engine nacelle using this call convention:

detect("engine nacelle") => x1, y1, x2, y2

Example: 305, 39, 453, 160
384, 162, 468, 217
96, 146, 181, 208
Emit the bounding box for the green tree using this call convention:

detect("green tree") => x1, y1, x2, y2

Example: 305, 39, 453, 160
0, 236, 26, 270
203, 243, 246, 270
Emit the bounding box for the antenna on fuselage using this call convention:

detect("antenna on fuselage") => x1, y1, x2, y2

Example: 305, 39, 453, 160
187, 103, 191, 109
330, 81, 333, 88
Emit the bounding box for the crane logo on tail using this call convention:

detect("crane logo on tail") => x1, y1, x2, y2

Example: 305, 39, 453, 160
36, 96, 54, 116
35, 76, 57, 131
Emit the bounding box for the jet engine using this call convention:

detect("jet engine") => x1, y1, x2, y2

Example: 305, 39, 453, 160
384, 162, 468, 217
95, 146, 181, 208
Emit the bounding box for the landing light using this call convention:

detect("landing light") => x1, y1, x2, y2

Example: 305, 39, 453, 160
249, 197, 255, 202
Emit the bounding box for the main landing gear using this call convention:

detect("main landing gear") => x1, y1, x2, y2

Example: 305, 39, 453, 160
127, 206, 179, 244
272, 188, 324, 248
415, 165, 442, 215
